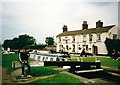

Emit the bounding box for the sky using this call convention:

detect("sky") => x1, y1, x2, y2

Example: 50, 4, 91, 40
1, 0, 119, 44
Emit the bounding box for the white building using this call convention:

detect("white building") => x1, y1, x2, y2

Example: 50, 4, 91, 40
56, 20, 120, 55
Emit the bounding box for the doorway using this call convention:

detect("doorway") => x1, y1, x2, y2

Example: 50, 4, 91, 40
92, 45, 98, 55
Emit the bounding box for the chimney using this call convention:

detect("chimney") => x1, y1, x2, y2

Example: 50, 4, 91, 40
62, 25, 68, 32
96, 20, 103, 28
82, 21, 88, 30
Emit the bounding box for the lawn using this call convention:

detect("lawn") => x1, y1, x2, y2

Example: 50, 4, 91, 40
2, 54, 119, 84
2, 54, 119, 74
28, 73, 84, 84
2, 54, 36, 74
2, 54, 19, 74
71, 56, 119, 68
2, 54, 84, 84
25, 67, 59, 77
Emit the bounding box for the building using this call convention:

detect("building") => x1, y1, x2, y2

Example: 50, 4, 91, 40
56, 20, 120, 55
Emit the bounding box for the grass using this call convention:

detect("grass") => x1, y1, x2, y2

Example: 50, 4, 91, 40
71, 56, 119, 68
2, 54, 19, 67
2, 54, 36, 74
2, 54, 19, 74
2, 54, 119, 84
2, 54, 119, 74
28, 73, 84, 84
25, 67, 59, 77
97, 57, 119, 68
2, 54, 84, 84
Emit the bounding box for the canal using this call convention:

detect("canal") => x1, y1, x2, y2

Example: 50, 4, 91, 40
76, 71, 120, 84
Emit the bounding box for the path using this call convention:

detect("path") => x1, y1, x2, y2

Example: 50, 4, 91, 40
2, 68, 12, 83
10, 68, 56, 83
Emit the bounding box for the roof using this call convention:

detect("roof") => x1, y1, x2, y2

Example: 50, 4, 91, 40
56, 25, 115, 37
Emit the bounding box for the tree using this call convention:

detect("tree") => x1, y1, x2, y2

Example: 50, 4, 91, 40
45, 37, 54, 45
2, 34, 36, 50
2, 40, 13, 50
12, 37, 19, 49
105, 38, 120, 56
18, 34, 36, 49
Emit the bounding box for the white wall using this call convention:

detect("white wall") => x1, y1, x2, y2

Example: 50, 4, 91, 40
56, 25, 119, 55
108, 26, 119, 39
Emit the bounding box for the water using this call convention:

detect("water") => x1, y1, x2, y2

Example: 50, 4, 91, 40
76, 71, 120, 84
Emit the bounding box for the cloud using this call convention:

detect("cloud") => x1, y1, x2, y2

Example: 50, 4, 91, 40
2, 1, 118, 44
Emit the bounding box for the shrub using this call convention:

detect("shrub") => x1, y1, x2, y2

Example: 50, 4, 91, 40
105, 38, 120, 56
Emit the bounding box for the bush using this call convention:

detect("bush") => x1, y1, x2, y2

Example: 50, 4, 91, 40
105, 38, 120, 56
25, 67, 59, 77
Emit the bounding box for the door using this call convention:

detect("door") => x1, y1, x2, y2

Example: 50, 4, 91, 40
92, 45, 98, 55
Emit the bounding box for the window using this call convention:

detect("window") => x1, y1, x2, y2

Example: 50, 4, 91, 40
89, 34, 93, 41
63, 36, 70, 44
42, 57, 45, 61
50, 58, 53, 61
83, 35, 86, 42
78, 47, 81, 50
66, 45, 69, 50
45, 57, 48, 61
78, 45, 81, 50
97, 33, 101, 41
59, 45, 62, 49
37, 56, 41, 60
86, 45, 88, 51
59, 37, 61, 43
73, 44, 75, 52
113, 34, 117, 40
72, 36, 75, 42
82, 45, 85, 48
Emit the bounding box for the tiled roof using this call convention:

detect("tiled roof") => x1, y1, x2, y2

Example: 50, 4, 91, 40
56, 25, 115, 37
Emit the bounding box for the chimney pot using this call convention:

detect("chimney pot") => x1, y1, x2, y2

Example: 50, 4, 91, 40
83, 21, 87, 24
62, 25, 68, 32
82, 21, 88, 30
96, 20, 103, 28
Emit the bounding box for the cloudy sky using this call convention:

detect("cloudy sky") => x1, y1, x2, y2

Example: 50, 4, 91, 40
1, 0, 119, 44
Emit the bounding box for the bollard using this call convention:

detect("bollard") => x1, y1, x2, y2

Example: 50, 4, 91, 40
12, 62, 15, 68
